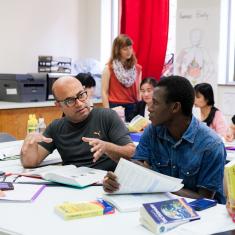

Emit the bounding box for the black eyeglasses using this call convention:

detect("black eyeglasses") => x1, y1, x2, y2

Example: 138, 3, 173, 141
57, 91, 88, 107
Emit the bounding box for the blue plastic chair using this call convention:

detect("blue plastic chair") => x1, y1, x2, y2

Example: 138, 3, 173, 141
0, 132, 16, 143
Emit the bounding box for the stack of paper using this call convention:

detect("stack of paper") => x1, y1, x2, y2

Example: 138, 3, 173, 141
102, 159, 184, 212
111, 158, 183, 194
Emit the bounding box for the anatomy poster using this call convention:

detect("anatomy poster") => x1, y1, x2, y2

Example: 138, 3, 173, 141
175, 0, 220, 86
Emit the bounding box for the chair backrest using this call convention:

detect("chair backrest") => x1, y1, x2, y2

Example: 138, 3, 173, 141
0, 132, 16, 143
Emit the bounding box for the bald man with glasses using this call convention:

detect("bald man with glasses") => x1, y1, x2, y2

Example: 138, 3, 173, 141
21, 76, 135, 171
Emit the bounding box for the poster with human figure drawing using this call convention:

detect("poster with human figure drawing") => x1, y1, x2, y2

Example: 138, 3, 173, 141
177, 28, 214, 85
175, 0, 220, 86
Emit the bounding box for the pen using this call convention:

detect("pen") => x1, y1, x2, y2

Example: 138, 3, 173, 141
226, 147, 235, 151
12, 175, 21, 183
1, 172, 12, 182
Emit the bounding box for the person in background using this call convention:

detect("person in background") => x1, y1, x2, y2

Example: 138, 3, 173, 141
76, 73, 96, 102
21, 76, 135, 171
103, 76, 226, 204
131, 77, 158, 120
194, 83, 228, 138
225, 115, 235, 142
102, 34, 142, 122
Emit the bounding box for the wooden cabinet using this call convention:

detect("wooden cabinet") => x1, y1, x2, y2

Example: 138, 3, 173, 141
0, 101, 103, 140
0, 106, 62, 140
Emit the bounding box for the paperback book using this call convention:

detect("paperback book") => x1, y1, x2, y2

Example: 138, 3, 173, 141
55, 199, 115, 220
224, 159, 235, 217
140, 198, 200, 234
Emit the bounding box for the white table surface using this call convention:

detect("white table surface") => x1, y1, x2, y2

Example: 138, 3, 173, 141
1, 141, 235, 235
0, 185, 235, 235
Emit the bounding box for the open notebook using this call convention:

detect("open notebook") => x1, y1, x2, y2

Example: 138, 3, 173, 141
0, 184, 45, 202
102, 193, 174, 212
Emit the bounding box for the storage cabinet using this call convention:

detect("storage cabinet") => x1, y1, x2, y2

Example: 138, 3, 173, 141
0, 106, 62, 139
0, 101, 103, 140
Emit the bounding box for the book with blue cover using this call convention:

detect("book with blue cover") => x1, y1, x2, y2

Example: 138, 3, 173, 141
129, 132, 143, 142
140, 198, 200, 234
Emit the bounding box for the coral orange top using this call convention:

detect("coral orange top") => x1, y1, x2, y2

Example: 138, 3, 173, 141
108, 64, 142, 104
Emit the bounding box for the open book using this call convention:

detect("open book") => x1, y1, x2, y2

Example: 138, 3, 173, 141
107, 158, 183, 194
0, 140, 23, 160
22, 165, 107, 188
127, 115, 149, 132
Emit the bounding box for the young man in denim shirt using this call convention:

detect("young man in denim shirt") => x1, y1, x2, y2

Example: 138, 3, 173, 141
103, 76, 226, 204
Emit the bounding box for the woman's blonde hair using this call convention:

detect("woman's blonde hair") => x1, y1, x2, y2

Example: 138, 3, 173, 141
109, 34, 137, 69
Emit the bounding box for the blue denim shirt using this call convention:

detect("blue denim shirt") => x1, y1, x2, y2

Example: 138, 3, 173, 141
133, 116, 226, 204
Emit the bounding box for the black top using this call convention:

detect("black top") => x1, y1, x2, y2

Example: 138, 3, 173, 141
232, 115, 235, 125
203, 106, 218, 126
39, 108, 132, 171
130, 101, 147, 120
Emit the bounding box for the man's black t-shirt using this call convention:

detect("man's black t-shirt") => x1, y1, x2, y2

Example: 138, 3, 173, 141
39, 108, 132, 171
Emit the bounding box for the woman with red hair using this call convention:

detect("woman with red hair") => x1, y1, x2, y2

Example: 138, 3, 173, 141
102, 34, 142, 122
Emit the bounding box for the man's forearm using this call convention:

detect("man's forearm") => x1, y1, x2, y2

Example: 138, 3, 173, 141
21, 144, 41, 168
174, 187, 215, 200
104, 143, 135, 162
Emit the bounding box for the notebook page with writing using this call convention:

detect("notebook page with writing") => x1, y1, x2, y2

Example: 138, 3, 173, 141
110, 158, 183, 194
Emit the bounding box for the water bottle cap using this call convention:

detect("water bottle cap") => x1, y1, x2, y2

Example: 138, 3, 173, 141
39, 118, 45, 122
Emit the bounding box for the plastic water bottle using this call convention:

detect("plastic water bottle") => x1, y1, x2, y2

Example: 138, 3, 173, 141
27, 114, 38, 133
37, 117, 46, 134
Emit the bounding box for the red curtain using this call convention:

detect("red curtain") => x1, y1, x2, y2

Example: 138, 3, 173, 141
120, 0, 169, 80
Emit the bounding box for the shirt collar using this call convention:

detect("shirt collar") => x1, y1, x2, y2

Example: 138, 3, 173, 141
155, 115, 198, 144
181, 115, 199, 143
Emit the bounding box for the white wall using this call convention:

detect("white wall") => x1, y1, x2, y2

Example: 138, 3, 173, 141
217, 85, 235, 123
0, 0, 104, 74
80, 0, 101, 61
